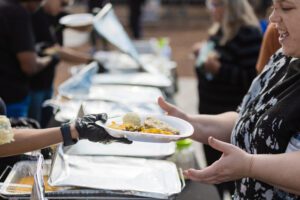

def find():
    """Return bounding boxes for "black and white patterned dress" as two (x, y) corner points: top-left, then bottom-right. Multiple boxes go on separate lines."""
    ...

(231, 49), (300, 200)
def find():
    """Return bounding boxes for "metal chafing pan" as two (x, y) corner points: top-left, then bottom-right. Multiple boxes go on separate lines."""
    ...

(0, 160), (70, 199)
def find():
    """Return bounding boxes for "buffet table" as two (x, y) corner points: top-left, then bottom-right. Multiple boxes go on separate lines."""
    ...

(44, 118), (220, 200)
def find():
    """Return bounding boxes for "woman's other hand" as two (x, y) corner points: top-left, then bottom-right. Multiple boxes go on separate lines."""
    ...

(204, 52), (221, 75)
(192, 41), (204, 58)
(183, 137), (253, 184)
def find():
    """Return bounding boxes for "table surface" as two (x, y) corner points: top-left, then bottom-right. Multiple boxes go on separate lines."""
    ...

(46, 117), (220, 200)
(177, 180), (220, 200)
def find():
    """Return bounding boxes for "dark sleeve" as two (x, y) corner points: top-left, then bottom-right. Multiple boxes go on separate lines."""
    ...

(32, 9), (55, 44)
(8, 7), (35, 53)
(0, 98), (6, 115)
(216, 27), (262, 90)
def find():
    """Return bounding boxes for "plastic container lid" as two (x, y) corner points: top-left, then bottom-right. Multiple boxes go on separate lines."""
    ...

(176, 139), (192, 150)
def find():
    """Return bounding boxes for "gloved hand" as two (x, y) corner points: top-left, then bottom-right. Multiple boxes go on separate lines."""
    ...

(75, 113), (132, 144)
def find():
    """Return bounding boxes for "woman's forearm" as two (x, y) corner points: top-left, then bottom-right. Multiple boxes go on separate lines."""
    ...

(187, 111), (238, 144)
(58, 46), (92, 63)
(249, 151), (300, 195)
(0, 125), (78, 157)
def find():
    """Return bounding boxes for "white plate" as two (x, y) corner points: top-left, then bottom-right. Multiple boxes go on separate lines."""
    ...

(96, 114), (194, 143)
(59, 13), (94, 27)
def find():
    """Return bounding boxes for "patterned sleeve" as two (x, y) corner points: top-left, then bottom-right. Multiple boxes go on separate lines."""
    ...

(235, 49), (285, 115)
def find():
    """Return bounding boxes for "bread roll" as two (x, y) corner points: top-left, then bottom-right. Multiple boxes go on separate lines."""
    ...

(0, 115), (14, 145)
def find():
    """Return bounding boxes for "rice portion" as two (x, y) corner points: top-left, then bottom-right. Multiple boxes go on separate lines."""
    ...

(0, 115), (14, 145)
(122, 112), (141, 126)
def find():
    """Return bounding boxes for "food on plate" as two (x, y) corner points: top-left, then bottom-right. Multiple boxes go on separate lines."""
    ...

(122, 112), (141, 126)
(144, 117), (179, 135)
(108, 114), (179, 135)
(0, 115), (14, 145)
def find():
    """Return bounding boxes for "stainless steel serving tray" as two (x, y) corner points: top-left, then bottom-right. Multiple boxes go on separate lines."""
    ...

(0, 160), (69, 199)
(49, 147), (185, 199)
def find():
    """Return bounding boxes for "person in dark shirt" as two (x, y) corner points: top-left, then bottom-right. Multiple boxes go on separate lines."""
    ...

(128, 0), (145, 39)
(28, 4), (62, 127)
(192, 0), (262, 198)
(88, 0), (108, 13)
(0, 0), (51, 118)
(29, 0), (93, 127)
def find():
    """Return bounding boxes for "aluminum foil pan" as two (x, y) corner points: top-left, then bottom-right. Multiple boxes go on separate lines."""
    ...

(59, 85), (164, 103)
(93, 51), (176, 76)
(49, 148), (184, 199)
(63, 141), (176, 158)
(52, 99), (163, 122)
(92, 73), (172, 88)
(0, 161), (167, 199)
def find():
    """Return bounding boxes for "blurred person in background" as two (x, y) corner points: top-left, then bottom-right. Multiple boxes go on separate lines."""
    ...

(158, 0), (300, 198)
(248, 0), (273, 33)
(87, 0), (108, 13)
(29, 0), (93, 127)
(0, 0), (52, 118)
(192, 0), (262, 198)
(256, 23), (281, 74)
(249, 1), (281, 74)
(128, 0), (145, 39)
(87, 0), (110, 51)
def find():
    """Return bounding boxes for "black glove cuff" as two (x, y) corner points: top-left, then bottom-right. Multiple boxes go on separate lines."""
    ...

(60, 123), (78, 146)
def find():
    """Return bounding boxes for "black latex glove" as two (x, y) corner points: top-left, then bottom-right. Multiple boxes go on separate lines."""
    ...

(35, 42), (53, 56)
(75, 113), (132, 144)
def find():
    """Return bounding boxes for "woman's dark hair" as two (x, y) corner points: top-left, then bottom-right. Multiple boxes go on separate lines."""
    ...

(248, 0), (273, 18)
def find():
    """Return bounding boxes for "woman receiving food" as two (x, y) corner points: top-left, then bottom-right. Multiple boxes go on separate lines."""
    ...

(157, 0), (300, 198)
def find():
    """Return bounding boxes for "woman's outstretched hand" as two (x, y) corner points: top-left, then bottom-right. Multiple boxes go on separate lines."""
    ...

(183, 137), (253, 184)
(157, 97), (188, 120)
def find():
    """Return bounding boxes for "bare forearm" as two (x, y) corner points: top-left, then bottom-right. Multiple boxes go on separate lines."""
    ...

(249, 152), (300, 195)
(58, 47), (92, 63)
(187, 111), (238, 144)
(0, 125), (78, 157)
(18, 52), (51, 76)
